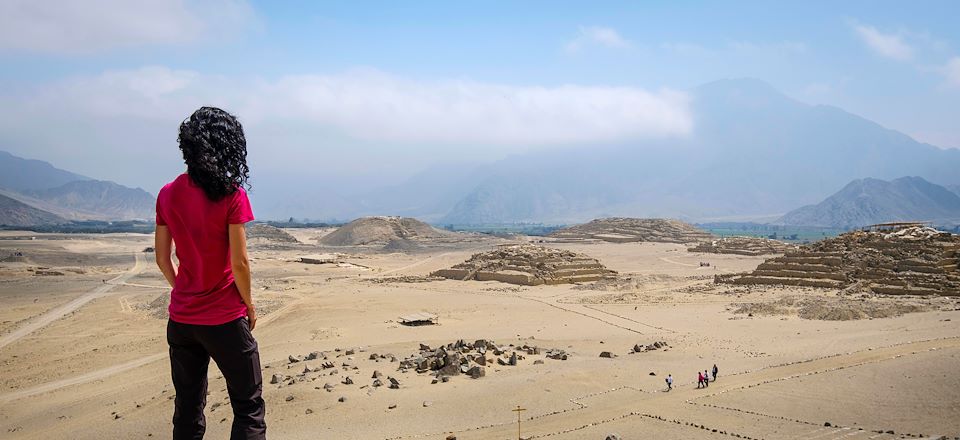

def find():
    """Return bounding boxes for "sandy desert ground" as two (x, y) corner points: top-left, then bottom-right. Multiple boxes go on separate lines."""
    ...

(1, 229), (959, 439)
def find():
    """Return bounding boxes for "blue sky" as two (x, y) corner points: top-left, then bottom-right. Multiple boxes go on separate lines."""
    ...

(0, 0), (958, 199)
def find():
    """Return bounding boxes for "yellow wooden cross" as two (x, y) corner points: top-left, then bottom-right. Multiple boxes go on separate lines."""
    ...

(512, 405), (527, 440)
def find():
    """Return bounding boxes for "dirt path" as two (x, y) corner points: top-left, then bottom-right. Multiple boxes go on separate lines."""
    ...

(0, 352), (167, 404)
(454, 337), (959, 439)
(0, 252), (146, 351)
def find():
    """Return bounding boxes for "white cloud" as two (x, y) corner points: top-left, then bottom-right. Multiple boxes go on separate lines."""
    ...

(565, 26), (631, 53)
(0, 0), (256, 53)
(852, 23), (913, 61)
(4, 66), (693, 147)
(944, 57), (960, 88)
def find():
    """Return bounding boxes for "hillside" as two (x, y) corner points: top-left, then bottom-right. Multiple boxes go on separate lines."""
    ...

(439, 79), (960, 224)
(777, 177), (960, 228)
(319, 216), (457, 246)
(949, 185), (960, 198)
(0, 151), (155, 221)
(0, 150), (89, 192)
(25, 180), (155, 221)
(0, 193), (64, 227)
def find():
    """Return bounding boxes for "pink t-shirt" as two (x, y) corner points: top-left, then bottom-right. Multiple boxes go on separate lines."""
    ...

(156, 173), (254, 325)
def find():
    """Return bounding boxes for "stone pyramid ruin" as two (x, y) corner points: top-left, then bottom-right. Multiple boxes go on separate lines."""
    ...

(549, 218), (714, 244)
(717, 224), (960, 296)
(688, 236), (798, 256)
(433, 244), (615, 286)
(319, 216), (457, 246)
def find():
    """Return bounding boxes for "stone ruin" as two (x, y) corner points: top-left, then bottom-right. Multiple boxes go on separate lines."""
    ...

(688, 236), (798, 256)
(246, 223), (299, 244)
(319, 216), (458, 247)
(549, 218), (714, 244)
(432, 244), (616, 286)
(717, 225), (960, 296)
(398, 339), (569, 382)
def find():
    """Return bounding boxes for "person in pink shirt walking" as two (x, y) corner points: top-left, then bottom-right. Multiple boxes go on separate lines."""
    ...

(155, 107), (266, 440)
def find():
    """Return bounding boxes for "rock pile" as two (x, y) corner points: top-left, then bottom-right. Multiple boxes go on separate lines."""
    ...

(246, 223), (299, 244)
(319, 216), (458, 247)
(432, 244), (615, 286)
(688, 236), (798, 256)
(717, 226), (960, 296)
(549, 218), (714, 244)
(398, 339), (567, 381)
(631, 341), (669, 353)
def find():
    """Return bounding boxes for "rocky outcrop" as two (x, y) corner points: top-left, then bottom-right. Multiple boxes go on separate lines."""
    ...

(718, 226), (960, 296)
(432, 244), (615, 286)
(549, 218), (713, 244)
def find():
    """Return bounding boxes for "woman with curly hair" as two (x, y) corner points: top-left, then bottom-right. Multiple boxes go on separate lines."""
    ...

(155, 107), (267, 439)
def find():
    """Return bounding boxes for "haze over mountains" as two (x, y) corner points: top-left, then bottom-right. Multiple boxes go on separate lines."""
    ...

(777, 176), (960, 228)
(0, 151), (155, 224)
(4, 79), (960, 228)
(300, 79), (960, 225)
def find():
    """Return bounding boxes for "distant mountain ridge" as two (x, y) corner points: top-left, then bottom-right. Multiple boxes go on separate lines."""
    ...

(0, 150), (155, 222)
(0, 150), (89, 192)
(437, 79), (960, 224)
(0, 193), (64, 227)
(777, 176), (960, 228)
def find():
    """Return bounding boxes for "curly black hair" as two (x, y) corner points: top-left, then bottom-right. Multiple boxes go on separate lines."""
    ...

(178, 107), (250, 201)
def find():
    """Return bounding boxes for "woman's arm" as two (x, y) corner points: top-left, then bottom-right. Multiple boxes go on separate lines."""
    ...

(228, 223), (256, 330)
(155, 225), (178, 287)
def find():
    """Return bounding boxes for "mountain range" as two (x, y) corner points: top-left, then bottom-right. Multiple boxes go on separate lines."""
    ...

(430, 79), (960, 224)
(777, 176), (960, 228)
(0, 151), (155, 224)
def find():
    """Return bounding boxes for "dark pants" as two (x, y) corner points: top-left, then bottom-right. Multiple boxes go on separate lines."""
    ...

(167, 317), (266, 440)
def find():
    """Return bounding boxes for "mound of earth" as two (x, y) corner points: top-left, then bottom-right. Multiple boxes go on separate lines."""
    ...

(717, 225), (960, 296)
(319, 216), (456, 246)
(688, 236), (798, 256)
(382, 238), (421, 252)
(246, 223), (299, 243)
(432, 244), (615, 286)
(549, 218), (714, 244)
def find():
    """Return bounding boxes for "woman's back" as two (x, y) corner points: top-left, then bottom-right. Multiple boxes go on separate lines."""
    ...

(156, 175), (253, 325)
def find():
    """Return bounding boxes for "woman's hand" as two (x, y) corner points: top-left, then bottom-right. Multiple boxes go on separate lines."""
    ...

(247, 304), (257, 331)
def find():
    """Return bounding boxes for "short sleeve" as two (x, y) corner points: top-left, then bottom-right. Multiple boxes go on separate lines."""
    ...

(155, 189), (167, 226)
(227, 188), (255, 224)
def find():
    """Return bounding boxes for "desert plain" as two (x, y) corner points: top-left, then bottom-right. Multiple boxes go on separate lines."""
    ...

(1, 227), (959, 440)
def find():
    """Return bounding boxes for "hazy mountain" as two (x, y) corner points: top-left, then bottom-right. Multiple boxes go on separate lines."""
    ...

(440, 79), (960, 224)
(0, 193), (64, 227)
(27, 180), (155, 221)
(0, 151), (155, 221)
(0, 150), (89, 192)
(777, 176), (960, 228)
(949, 185), (960, 198)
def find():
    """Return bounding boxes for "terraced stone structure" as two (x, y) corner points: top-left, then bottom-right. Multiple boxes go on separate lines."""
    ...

(433, 244), (615, 286)
(688, 236), (798, 256)
(549, 218), (714, 244)
(320, 216), (457, 246)
(245, 223), (299, 244)
(717, 225), (960, 296)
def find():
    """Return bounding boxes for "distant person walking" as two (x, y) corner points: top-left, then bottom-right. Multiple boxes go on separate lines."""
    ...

(704, 369), (710, 387)
(712, 364), (719, 381)
(697, 371), (704, 389)
(155, 107), (266, 440)
(665, 374), (673, 391)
